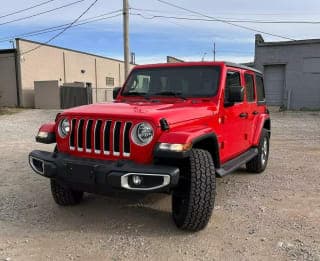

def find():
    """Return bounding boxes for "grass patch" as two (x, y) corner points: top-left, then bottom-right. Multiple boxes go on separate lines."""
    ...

(0, 107), (24, 115)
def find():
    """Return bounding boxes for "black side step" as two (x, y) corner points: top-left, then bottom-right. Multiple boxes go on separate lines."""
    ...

(216, 148), (258, 177)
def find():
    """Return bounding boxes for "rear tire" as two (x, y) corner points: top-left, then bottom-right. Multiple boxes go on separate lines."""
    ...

(50, 179), (83, 206)
(172, 149), (216, 231)
(246, 128), (270, 173)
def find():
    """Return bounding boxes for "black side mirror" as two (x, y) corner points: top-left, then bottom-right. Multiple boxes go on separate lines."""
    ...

(225, 86), (244, 107)
(113, 87), (121, 100)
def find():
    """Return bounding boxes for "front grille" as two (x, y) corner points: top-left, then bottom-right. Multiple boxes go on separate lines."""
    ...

(69, 119), (132, 157)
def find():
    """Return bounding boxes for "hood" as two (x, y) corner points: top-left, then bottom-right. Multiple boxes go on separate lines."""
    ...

(61, 100), (217, 126)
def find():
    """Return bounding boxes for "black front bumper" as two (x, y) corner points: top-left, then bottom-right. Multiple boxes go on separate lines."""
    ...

(29, 150), (179, 193)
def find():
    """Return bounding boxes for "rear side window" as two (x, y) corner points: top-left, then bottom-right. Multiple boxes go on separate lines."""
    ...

(255, 75), (265, 102)
(225, 71), (241, 101)
(244, 74), (255, 102)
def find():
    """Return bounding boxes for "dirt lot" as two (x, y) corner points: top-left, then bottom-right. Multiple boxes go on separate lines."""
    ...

(0, 109), (319, 261)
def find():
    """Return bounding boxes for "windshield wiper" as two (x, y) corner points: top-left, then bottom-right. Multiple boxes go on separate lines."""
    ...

(151, 91), (187, 100)
(122, 92), (150, 99)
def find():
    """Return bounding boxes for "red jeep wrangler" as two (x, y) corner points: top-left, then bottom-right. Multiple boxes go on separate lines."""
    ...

(29, 62), (270, 231)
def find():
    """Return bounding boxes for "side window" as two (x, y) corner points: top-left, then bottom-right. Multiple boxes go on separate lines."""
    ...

(244, 74), (255, 102)
(255, 75), (266, 102)
(225, 71), (241, 102)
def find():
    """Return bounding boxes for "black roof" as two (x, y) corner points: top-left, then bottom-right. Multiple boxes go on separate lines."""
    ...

(0, 49), (15, 54)
(225, 61), (262, 74)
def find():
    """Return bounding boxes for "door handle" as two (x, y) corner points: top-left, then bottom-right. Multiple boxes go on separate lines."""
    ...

(252, 111), (259, 115)
(239, 112), (248, 118)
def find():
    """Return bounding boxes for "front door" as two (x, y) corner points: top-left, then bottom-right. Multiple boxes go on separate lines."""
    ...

(219, 70), (248, 162)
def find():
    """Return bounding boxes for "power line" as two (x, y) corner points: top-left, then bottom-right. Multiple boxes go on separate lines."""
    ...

(156, 0), (296, 41)
(130, 7), (320, 18)
(0, 0), (99, 59)
(0, 9), (122, 43)
(131, 12), (320, 25)
(4, 13), (121, 41)
(22, 0), (99, 55)
(0, 0), (86, 27)
(131, 8), (320, 24)
(0, 0), (57, 20)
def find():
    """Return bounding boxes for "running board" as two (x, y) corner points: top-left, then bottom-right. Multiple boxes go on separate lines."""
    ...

(216, 148), (258, 177)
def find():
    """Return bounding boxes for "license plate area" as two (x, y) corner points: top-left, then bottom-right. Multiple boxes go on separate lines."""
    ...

(66, 162), (95, 184)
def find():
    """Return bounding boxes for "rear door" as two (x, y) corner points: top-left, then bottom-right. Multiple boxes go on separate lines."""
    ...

(243, 71), (257, 147)
(220, 70), (248, 162)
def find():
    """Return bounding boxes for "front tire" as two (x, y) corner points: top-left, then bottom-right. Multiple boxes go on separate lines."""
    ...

(172, 149), (216, 231)
(246, 128), (270, 173)
(50, 179), (83, 206)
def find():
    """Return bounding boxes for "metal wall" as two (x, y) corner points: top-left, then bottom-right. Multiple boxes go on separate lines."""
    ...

(60, 85), (92, 109)
(254, 35), (320, 109)
(263, 65), (285, 106)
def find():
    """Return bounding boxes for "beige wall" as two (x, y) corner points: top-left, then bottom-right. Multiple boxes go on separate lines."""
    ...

(17, 39), (134, 107)
(0, 52), (18, 107)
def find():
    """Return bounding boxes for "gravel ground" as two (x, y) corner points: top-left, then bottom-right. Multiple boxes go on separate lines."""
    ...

(0, 109), (319, 261)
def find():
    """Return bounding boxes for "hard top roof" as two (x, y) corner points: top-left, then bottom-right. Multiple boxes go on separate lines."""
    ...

(134, 61), (262, 74)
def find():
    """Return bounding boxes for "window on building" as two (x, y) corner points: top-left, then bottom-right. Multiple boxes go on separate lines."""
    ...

(255, 75), (266, 102)
(225, 71), (241, 102)
(106, 77), (115, 86)
(244, 74), (255, 102)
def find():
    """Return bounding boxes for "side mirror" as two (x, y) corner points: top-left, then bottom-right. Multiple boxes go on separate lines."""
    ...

(225, 86), (244, 106)
(113, 87), (121, 100)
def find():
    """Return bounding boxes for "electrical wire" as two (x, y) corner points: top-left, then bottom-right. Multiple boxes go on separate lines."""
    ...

(0, 9), (122, 43)
(0, 0), (87, 27)
(0, 0), (99, 59)
(0, 0), (57, 20)
(22, 0), (99, 55)
(130, 8), (320, 24)
(156, 0), (296, 41)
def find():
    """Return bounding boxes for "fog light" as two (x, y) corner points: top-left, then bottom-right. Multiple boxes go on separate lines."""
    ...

(132, 175), (142, 185)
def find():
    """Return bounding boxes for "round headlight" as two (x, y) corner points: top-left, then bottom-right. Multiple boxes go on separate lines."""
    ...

(58, 118), (70, 138)
(131, 122), (154, 146)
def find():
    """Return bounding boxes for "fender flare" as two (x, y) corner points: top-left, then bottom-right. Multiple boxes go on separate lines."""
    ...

(154, 130), (221, 168)
(252, 116), (271, 146)
(191, 133), (221, 168)
(36, 122), (56, 144)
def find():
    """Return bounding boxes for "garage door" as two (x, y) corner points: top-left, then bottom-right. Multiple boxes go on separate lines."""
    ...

(264, 65), (285, 106)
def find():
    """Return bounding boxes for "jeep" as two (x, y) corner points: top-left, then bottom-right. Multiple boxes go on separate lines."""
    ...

(29, 62), (270, 231)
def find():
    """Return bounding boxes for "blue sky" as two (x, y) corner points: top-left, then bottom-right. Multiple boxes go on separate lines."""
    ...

(1, 0), (320, 64)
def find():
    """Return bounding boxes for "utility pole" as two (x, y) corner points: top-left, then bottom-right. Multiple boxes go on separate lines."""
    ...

(213, 42), (216, 61)
(123, 0), (130, 78)
(201, 52), (207, 61)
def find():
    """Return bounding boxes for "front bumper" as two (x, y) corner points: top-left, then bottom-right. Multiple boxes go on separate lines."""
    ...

(29, 150), (179, 193)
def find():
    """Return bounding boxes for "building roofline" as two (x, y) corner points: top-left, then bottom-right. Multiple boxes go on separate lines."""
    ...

(256, 38), (320, 47)
(15, 38), (128, 64)
(167, 55), (184, 62)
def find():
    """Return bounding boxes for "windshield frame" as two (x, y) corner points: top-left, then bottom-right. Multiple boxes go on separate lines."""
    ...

(120, 65), (222, 99)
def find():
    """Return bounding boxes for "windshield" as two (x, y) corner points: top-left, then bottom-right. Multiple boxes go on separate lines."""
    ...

(121, 66), (221, 98)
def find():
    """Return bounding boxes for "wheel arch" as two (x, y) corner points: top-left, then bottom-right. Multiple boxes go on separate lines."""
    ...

(263, 118), (271, 136)
(192, 133), (221, 169)
(253, 116), (271, 145)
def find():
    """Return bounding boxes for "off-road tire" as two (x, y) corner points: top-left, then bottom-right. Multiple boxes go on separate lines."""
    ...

(50, 179), (83, 206)
(246, 128), (270, 173)
(172, 149), (216, 231)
